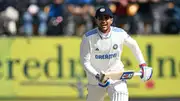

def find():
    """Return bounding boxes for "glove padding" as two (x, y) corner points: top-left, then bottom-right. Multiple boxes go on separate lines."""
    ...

(95, 71), (110, 87)
(98, 79), (111, 87)
(140, 64), (153, 81)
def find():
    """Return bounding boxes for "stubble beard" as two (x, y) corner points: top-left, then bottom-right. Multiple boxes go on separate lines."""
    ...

(99, 25), (110, 33)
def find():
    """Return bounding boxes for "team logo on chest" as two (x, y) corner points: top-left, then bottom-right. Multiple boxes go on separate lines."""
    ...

(113, 44), (118, 50)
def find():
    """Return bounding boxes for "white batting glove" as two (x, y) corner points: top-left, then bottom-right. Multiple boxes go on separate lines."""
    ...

(139, 63), (153, 82)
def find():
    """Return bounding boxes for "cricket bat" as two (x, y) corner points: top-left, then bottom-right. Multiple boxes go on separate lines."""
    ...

(101, 70), (142, 80)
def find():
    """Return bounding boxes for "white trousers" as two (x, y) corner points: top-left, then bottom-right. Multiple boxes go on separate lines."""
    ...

(86, 81), (128, 101)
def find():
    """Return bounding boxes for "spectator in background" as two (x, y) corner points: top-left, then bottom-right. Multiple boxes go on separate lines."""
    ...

(108, 0), (139, 34)
(136, 0), (154, 34)
(0, 6), (19, 36)
(109, 0), (129, 28)
(47, 0), (67, 36)
(65, 0), (93, 36)
(150, 0), (162, 34)
(126, 0), (139, 34)
(162, 1), (180, 34)
(23, 1), (48, 36)
(0, 0), (19, 36)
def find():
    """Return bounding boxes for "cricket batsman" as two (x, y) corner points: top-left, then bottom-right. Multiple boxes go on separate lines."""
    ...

(80, 6), (153, 101)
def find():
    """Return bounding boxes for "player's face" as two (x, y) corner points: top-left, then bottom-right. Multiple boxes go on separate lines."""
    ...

(96, 15), (113, 33)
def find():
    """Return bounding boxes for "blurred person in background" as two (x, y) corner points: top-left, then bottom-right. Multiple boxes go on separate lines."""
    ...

(11, 0), (30, 35)
(65, 0), (93, 36)
(23, 0), (48, 36)
(108, 0), (139, 34)
(46, 0), (67, 36)
(124, 0), (139, 34)
(109, 0), (129, 29)
(0, 0), (19, 36)
(136, 0), (154, 34)
(161, 0), (180, 34)
(150, 0), (164, 34)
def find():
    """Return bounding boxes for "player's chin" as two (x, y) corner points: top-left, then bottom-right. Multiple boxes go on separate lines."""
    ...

(101, 26), (108, 31)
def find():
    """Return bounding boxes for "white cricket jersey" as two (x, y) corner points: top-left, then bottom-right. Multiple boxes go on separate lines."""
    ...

(80, 26), (145, 85)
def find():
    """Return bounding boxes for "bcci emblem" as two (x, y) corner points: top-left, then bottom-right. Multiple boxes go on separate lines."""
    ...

(113, 44), (118, 50)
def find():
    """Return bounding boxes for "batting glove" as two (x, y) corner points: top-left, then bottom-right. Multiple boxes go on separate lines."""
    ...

(139, 63), (153, 82)
(95, 71), (111, 87)
(98, 79), (111, 87)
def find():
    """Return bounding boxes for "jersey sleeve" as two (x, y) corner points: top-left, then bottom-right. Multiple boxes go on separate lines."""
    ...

(123, 32), (146, 64)
(80, 35), (99, 76)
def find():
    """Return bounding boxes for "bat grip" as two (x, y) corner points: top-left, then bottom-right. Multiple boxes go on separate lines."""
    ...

(134, 72), (142, 76)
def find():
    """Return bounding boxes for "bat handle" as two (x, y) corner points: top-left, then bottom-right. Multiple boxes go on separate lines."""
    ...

(134, 72), (142, 76)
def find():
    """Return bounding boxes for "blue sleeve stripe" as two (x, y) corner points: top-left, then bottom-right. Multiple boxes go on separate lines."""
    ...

(85, 29), (97, 37)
